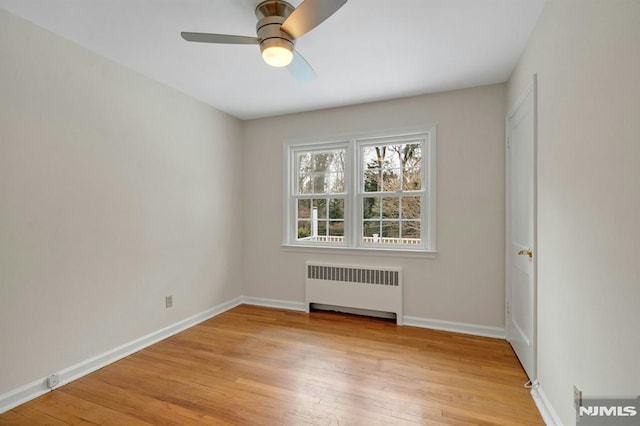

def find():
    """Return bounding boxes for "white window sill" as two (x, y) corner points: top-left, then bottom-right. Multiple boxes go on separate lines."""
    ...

(281, 244), (437, 259)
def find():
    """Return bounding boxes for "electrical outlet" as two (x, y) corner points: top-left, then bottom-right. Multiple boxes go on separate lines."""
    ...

(46, 374), (59, 389)
(574, 385), (582, 408)
(165, 295), (173, 308)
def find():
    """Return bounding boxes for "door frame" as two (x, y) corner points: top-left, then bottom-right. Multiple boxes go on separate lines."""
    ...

(505, 74), (538, 381)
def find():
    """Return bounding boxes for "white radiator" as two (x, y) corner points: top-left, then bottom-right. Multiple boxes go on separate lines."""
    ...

(305, 262), (403, 324)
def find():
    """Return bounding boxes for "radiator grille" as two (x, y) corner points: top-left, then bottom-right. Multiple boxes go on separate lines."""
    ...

(307, 264), (399, 286)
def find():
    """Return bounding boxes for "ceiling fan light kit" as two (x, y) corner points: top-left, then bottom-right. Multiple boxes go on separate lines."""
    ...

(180, 0), (347, 82)
(261, 39), (294, 67)
(256, 10), (295, 68)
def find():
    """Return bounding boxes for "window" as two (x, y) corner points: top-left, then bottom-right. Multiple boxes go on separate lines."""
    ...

(295, 147), (346, 242)
(283, 125), (436, 254)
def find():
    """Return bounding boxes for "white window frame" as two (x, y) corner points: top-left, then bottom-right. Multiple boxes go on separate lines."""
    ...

(282, 125), (437, 257)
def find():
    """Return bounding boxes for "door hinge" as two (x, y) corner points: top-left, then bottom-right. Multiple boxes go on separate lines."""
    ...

(506, 137), (511, 150)
(506, 301), (511, 314)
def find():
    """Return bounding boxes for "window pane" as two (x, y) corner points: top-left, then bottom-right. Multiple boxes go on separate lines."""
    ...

(317, 220), (327, 236)
(313, 152), (331, 172)
(382, 197), (399, 218)
(363, 168), (382, 192)
(403, 167), (422, 190)
(313, 150), (344, 173)
(402, 221), (421, 239)
(362, 146), (383, 167)
(363, 197), (380, 219)
(400, 142), (422, 189)
(382, 221), (400, 238)
(298, 149), (346, 195)
(383, 169), (401, 191)
(402, 196), (421, 219)
(329, 221), (344, 236)
(297, 199), (311, 219)
(313, 173), (327, 194)
(298, 174), (312, 194)
(297, 152), (312, 173)
(297, 221), (311, 239)
(394, 143), (422, 167)
(332, 151), (345, 172)
(312, 199), (327, 219)
(328, 172), (345, 193)
(363, 221), (380, 237)
(329, 199), (344, 219)
(297, 152), (314, 195)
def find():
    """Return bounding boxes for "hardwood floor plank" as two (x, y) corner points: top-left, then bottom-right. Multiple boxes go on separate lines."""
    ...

(0, 305), (543, 425)
(0, 406), (69, 426)
(60, 377), (232, 426)
(15, 391), (151, 425)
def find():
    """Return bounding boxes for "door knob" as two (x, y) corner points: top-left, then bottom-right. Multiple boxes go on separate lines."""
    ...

(518, 249), (533, 258)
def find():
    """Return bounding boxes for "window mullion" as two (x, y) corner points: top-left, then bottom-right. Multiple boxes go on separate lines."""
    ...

(350, 137), (360, 248)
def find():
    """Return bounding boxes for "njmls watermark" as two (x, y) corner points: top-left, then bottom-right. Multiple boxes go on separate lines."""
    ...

(577, 396), (639, 425)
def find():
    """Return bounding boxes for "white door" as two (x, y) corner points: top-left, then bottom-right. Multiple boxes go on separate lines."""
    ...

(506, 76), (537, 381)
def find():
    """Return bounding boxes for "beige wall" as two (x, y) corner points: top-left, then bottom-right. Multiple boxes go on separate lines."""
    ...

(0, 10), (244, 394)
(243, 85), (507, 327)
(508, 0), (640, 424)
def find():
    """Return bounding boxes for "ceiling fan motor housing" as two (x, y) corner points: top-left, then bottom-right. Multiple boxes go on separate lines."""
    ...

(255, 0), (295, 19)
(255, 1), (295, 54)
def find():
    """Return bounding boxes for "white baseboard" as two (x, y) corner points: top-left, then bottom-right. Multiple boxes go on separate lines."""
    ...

(0, 296), (243, 414)
(403, 315), (506, 339)
(530, 381), (563, 426)
(242, 297), (504, 339)
(241, 296), (307, 312)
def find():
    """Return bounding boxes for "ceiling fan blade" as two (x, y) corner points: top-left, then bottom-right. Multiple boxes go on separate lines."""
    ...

(281, 0), (347, 39)
(181, 32), (259, 45)
(288, 50), (317, 83)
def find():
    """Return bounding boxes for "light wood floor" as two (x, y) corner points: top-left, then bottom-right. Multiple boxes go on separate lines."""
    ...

(0, 305), (543, 425)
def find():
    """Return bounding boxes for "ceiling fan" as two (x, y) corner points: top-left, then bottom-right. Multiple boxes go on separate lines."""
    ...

(181, 0), (347, 83)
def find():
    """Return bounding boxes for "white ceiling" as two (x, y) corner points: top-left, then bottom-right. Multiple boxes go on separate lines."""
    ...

(0, 0), (545, 120)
